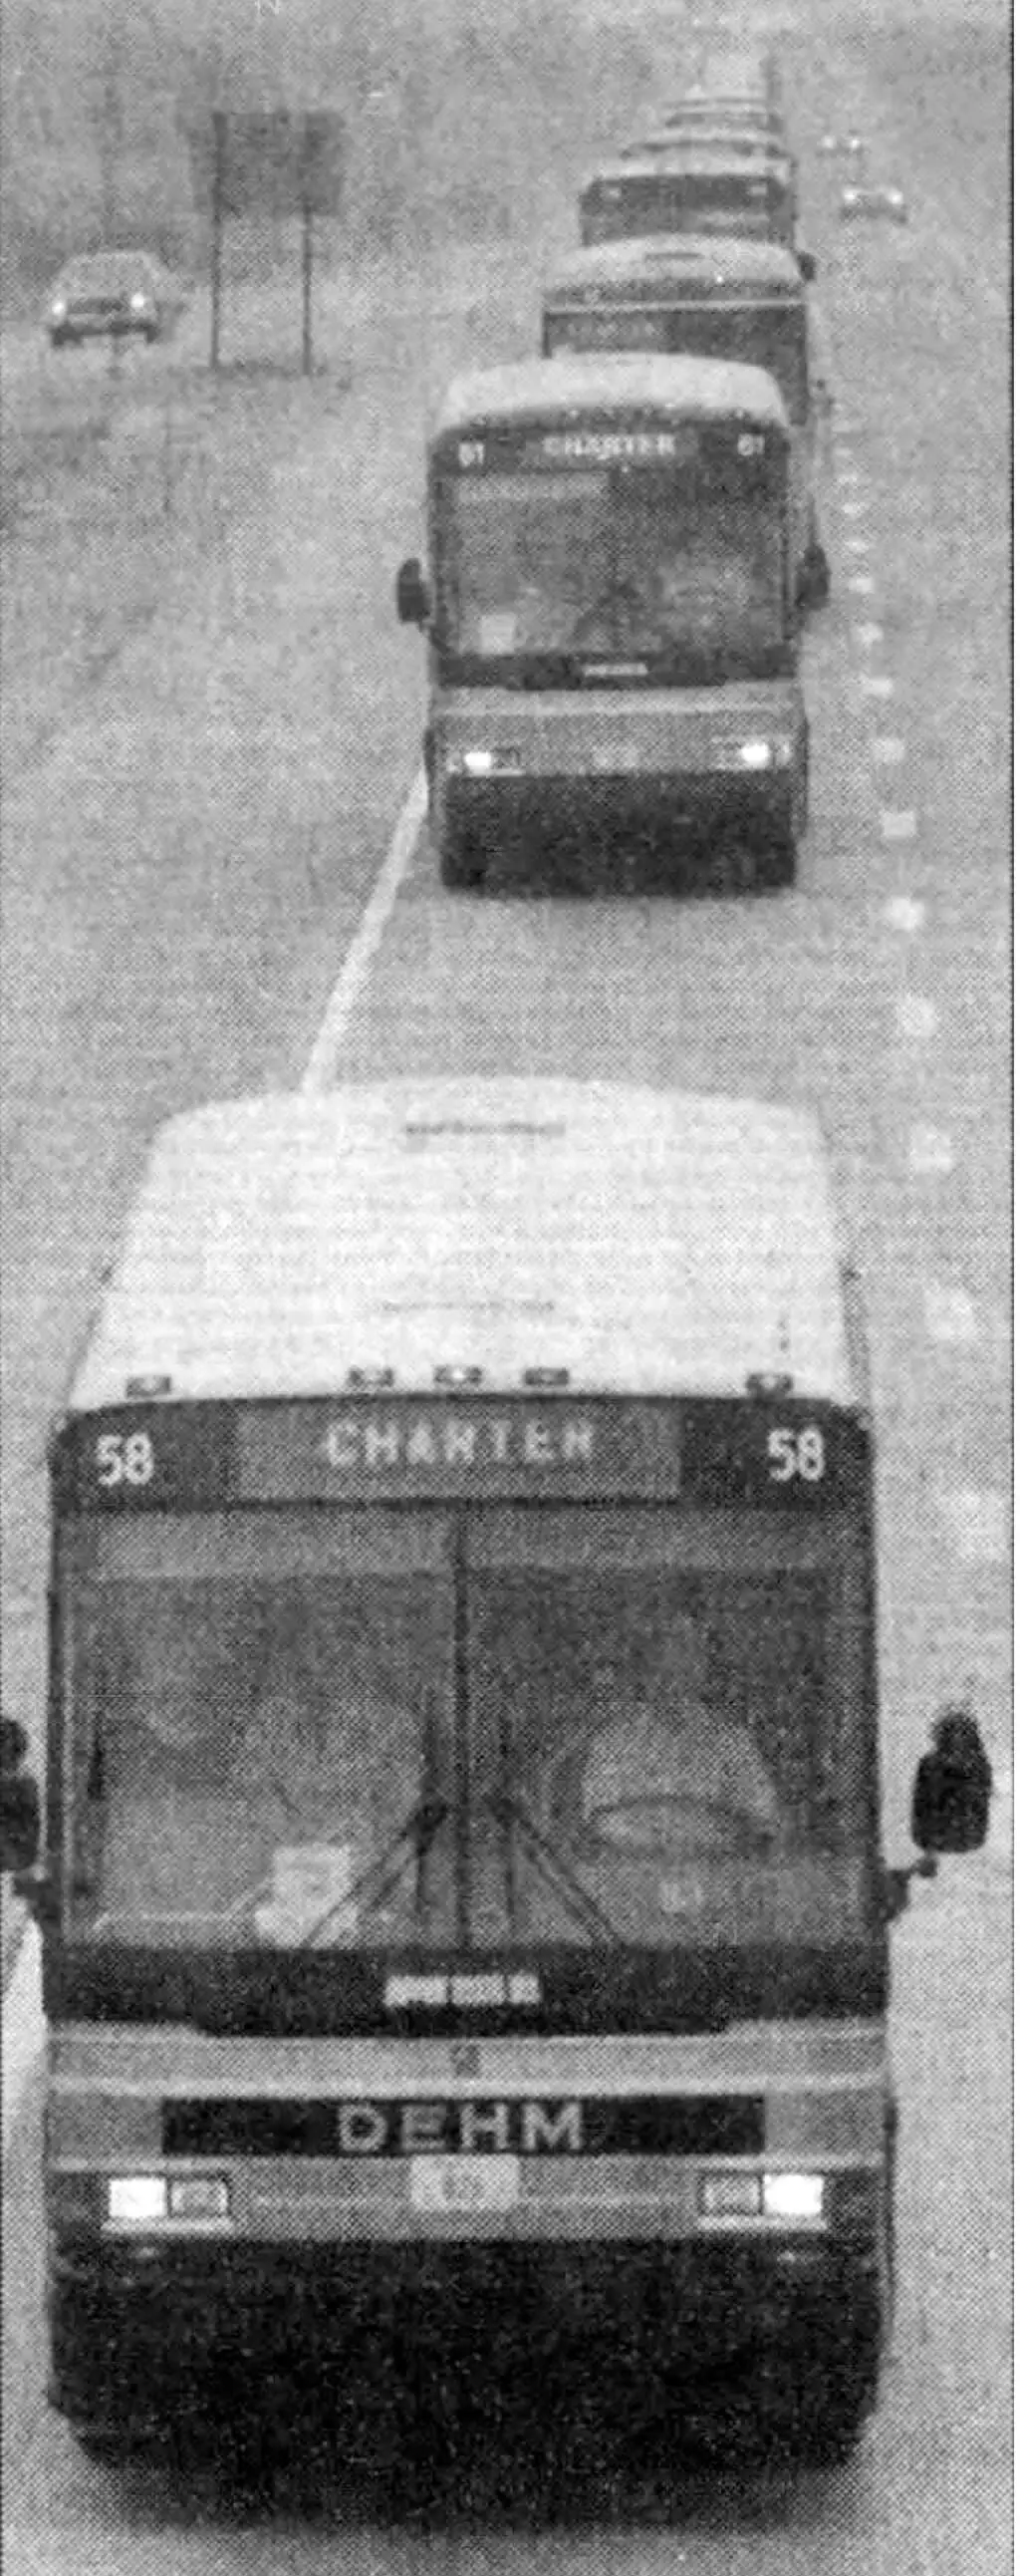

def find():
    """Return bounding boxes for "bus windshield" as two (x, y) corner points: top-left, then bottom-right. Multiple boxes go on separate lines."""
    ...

(439, 450), (786, 682)
(545, 304), (808, 425)
(582, 174), (789, 246)
(65, 1505), (873, 1954)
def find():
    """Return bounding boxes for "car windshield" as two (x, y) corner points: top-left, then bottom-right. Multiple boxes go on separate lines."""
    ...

(440, 450), (785, 679)
(65, 1505), (872, 1953)
(546, 303), (807, 422)
(584, 176), (785, 244)
(61, 255), (151, 291)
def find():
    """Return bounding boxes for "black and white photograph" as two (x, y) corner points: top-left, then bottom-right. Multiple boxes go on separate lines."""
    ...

(0, 0), (1010, 2563)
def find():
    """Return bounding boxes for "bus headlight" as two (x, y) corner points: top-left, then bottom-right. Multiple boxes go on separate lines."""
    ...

(450, 746), (523, 776)
(698, 2172), (762, 2216)
(762, 2171), (826, 2221)
(108, 2175), (231, 2221)
(108, 2176), (167, 2221)
(736, 738), (792, 769)
(168, 2176), (231, 2219)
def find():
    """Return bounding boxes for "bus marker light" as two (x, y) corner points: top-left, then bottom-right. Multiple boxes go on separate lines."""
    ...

(168, 2177), (231, 2220)
(699, 2173), (762, 2216)
(762, 2172), (825, 2220)
(109, 2177), (167, 2222)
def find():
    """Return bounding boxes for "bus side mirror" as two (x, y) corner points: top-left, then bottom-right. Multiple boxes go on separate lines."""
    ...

(396, 558), (429, 629)
(910, 1708), (992, 1857)
(798, 248), (817, 282)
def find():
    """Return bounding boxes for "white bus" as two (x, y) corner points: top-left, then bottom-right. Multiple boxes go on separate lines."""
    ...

(396, 354), (809, 890)
(5, 1081), (990, 2459)
(541, 237), (830, 611)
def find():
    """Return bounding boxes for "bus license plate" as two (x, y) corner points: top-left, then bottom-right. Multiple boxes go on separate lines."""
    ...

(409, 2156), (520, 2215)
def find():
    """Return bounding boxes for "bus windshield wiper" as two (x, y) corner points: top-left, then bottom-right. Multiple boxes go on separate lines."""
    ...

(484, 1787), (619, 1943)
(304, 1794), (450, 1948)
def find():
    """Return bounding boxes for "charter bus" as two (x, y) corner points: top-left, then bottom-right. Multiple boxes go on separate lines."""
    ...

(3, 1080), (991, 2458)
(621, 128), (800, 227)
(541, 239), (830, 611)
(580, 148), (800, 255)
(395, 353), (809, 890)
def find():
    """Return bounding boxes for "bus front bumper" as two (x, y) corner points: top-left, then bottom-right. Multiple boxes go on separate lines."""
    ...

(48, 2233), (885, 2424)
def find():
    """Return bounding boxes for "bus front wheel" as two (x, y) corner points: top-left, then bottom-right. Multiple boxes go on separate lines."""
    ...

(799, 538), (831, 615)
(438, 832), (486, 893)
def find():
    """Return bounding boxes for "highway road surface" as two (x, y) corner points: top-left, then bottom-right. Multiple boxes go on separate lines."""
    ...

(1, 0), (1009, 2565)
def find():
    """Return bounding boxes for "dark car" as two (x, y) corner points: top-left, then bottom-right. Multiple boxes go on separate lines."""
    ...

(46, 250), (184, 349)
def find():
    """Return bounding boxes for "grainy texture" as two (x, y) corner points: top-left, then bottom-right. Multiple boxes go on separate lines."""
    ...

(1, 0), (1009, 2564)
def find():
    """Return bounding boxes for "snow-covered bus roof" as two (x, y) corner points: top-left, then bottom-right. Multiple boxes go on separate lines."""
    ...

(543, 236), (805, 299)
(433, 352), (789, 437)
(69, 1083), (859, 1410)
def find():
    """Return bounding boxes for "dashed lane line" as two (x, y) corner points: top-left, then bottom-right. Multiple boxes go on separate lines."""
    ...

(854, 623), (885, 650)
(923, 1284), (979, 1345)
(896, 993), (938, 1039)
(841, 497), (869, 518)
(848, 573), (877, 594)
(885, 895), (925, 933)
(936, 1488), (1009, 1567)
(908, 1124), (955, 1174)
(872, 736), (906, 765)
(845, 534), (871, 554)
(881, 807), (917, 841)
(861, 673), (894, 699)
(301, 768), (427, 1092)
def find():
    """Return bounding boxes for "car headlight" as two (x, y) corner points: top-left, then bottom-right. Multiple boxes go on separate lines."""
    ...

(51, 297), (67, 319)
(129, 291), (149, 313)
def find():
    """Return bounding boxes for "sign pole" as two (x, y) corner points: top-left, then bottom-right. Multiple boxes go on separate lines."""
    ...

(301, 192), (313, 377)
(211, 111), (225, 372)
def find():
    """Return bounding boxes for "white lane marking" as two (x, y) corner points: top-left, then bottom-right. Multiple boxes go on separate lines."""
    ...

(861, 672), (894, 699)
(841, 498), (868, 518)
(301, 769), (427, 1092)
(897, 992), (937, 1039)
(885, 894), (925, 933)
(845, 534), (871, 555)
(908, 1123), (954, 1174)
(848, 573), (877, 594)
(836, 464), (863, 487)
(924, 1284), (978, 1344)
(881, 807), (917, 841)
(855, 622), (885, 650)
(2, 1924), (41, 2154)
(872, 736), (905, 765)
(937, 1488), (1008, 1566)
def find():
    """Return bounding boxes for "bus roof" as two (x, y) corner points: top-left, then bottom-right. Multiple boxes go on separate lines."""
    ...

(583, 148), (792, 185)
(434, 353), (789, 435)
(544, 237), (804, 298)
(69, 1083), (856, 1410)
(624, 129), (792, 159)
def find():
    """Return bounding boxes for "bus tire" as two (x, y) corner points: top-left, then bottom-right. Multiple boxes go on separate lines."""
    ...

(757, 827), (797, 891)
(759, 2290), (885, 2465)
(439, 834), (485, 892)
(799, 539), (831, 615)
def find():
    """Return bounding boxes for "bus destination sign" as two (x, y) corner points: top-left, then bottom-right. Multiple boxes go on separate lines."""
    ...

(58, 1399), (865, 1511)
(453, 423), (704, 474)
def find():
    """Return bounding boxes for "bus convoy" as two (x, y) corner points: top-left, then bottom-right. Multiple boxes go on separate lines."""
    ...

(1, 42), (994, 2481)
(395, 45), (825, 896)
